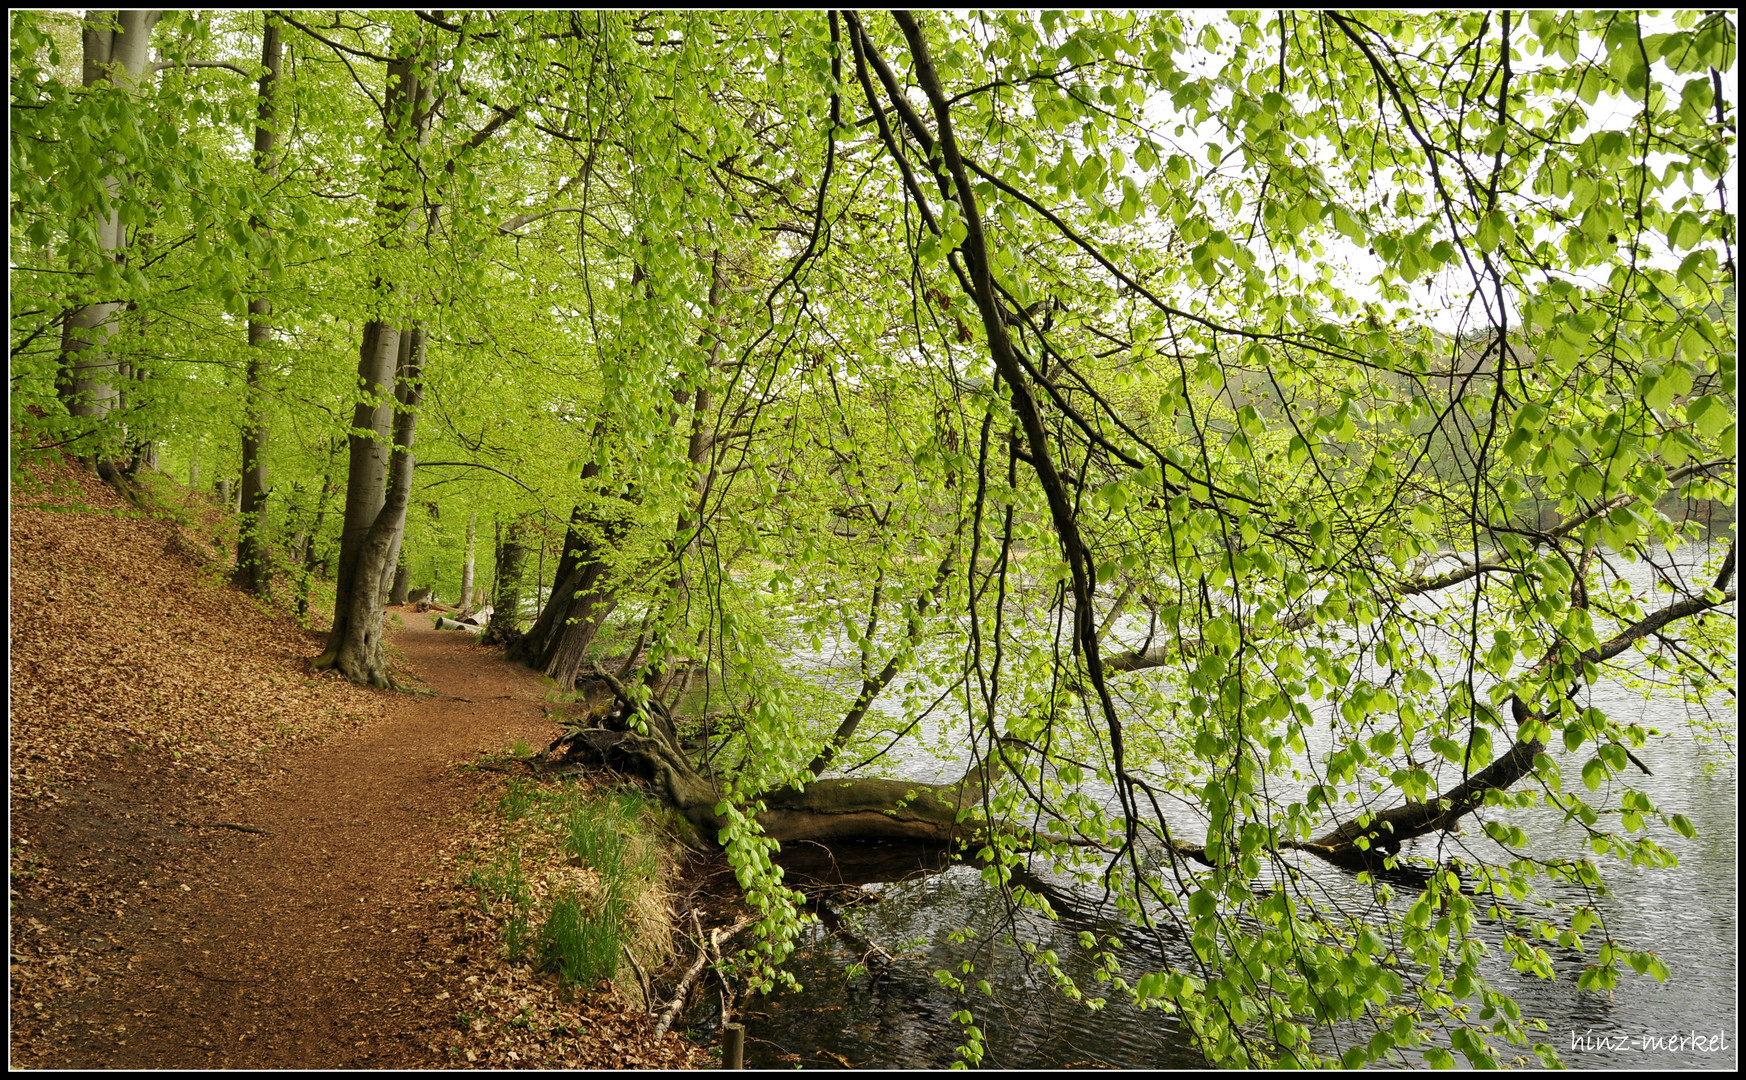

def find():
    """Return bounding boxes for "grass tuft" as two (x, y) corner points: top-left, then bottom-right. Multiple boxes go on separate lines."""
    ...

(538, 888), (622, 986)
(465, 777), (673, 1002)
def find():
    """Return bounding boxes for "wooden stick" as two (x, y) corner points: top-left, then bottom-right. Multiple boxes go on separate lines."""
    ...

(651, 947), (710, 1040)
(194, 822), (270, 835)
(652, 913), (753, 1040)
(621, 942), (652, 1012)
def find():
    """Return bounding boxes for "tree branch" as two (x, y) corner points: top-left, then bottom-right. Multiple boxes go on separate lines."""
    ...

(150, 60), (254, 78)
(275, 12), (393, 63)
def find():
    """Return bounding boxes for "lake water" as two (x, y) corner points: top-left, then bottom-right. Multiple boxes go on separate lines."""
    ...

(725, 543), (1737, 1068)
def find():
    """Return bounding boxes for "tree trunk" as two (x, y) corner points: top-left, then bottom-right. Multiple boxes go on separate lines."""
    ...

(507, 456), (617, 679)
(59, 11), (162, 457)
(318, 327), (427, 687)
(516, 260), (725, 690)
(234, 17), (282, 596)
(459, 512), (477, 614)
(515, 553), (618, 684)
(121, 358), (157, 477)
(388, 559), (411, 606)
(375, 330), (422, 603)
(311, 25), (433, 682)
(377, 493), (404, 604)
(481, 519), (529, 645)
(561, 724), (1006, 850)
(314, 319), (397, 665)
(545, 640), (1019, 853)
(294, 460), (339, 621)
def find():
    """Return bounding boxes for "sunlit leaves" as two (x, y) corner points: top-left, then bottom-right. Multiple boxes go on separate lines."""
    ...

(10, 8), (1737, 1070)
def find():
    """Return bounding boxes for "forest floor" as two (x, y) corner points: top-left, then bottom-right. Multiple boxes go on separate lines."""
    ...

(8, 461), (699, 1068)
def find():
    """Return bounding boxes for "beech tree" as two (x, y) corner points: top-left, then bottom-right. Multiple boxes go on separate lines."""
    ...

(57, 12), (161, 446)
(233, 16), (281, 595)
(11, 9), (1735, 1068)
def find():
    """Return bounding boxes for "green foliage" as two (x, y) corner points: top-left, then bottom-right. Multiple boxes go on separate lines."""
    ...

(462, 843), (533, 962)
(10, 8), (1736, 1069)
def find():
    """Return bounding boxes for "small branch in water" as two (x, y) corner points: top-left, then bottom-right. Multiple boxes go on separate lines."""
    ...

(651, 947), (710, 1039)
(651, 915), (750, 1039)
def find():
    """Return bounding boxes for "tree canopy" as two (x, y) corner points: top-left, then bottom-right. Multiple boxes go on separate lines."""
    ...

(10, 9), (1737, 1067)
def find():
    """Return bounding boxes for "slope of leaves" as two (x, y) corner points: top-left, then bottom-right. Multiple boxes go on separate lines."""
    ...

(9, 459), (378, 806)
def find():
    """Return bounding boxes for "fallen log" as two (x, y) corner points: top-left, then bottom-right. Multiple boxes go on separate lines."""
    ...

(559, 724), (1011, 848)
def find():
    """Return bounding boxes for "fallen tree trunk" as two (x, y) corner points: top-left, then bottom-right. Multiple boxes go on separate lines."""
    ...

(558, 724), (1001, 849)
(551, 555), (1734, 876)
(650, 917), (750, 1039)
(1291, 733), (1545, 872)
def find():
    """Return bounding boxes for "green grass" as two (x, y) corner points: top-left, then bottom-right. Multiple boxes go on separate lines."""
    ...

(462, 843), (534, 961)
(469, 777), (670, 988)
(498, 776), (538, 821)
(538, 888), (623, 986)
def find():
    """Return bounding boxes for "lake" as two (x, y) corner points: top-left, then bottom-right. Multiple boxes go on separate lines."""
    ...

(722, 543), (1736, 1068)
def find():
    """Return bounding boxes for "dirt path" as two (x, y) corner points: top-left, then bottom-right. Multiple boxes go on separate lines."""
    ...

(11, 616), (561, 1067)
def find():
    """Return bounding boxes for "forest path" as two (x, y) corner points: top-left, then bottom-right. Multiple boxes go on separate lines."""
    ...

(11, 614), (554, 1068)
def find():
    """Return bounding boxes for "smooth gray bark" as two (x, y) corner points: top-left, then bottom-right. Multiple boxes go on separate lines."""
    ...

(323, 327), (427, 686)
(316, 318), (400, 669)
(313, 25), (439, 682)
(459, 512), (477, 614)
(235, 17), (282, 595)
(59, 11), (163, 451)
(388, 558), (411, 606)
(481, 519), (529, 645)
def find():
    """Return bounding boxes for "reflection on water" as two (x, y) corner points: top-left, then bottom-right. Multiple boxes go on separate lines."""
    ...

(737, 545), (1736, 1068)
(741, 861), (1205, 1069)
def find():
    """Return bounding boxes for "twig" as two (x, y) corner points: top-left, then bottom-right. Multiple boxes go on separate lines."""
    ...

(699, 910), (736, 1026)
(621, 942), (652, 1012)
(193, 822), (270, 835)
(184, 966), (264, 984)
